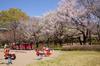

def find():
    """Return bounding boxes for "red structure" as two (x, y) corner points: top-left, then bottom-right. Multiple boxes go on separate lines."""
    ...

(11, 43), (34, 50)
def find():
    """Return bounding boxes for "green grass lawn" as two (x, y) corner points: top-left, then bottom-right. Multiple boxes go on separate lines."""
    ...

(28, 51), (100, 66)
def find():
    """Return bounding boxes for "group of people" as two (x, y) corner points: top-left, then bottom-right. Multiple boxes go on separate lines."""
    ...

(35, 47), (53, 60)
(3, 43), (53, 64)
(4, 44), (12, 64)
(3, 44), (16, 65)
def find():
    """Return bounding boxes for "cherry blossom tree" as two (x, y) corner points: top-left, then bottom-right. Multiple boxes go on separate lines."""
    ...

(57, 0), (100, 45)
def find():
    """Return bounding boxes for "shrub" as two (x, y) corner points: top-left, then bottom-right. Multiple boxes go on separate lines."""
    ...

(62, 45), (100, 51)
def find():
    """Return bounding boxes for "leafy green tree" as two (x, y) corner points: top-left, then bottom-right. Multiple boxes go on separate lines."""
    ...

(0, 8), (29, 42)
(0, 8), (29, 27)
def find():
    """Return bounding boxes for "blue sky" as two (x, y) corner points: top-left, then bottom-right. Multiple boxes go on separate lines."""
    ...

(0, 0), (60, 17)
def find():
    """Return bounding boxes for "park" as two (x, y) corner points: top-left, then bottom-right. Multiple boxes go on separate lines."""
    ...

(0, 0), (100, 66)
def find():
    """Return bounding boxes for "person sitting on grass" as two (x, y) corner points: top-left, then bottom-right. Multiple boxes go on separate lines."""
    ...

(35, 49), (40, 56)
(43, 47), (53, 57)
(35, 49), (43, 60)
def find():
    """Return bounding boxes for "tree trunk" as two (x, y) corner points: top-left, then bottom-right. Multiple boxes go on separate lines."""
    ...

(82, 33), (87, 45)
(36, 43), (39, 48)
(97, 27), (100, 41)
(13, 30), (16, 43)
(88, 31), (92, 45)
(59, 39), (62, 46)
(46, 38), (50, 47)
(97, 21), (100, 41)
(78, 36), (82, 45)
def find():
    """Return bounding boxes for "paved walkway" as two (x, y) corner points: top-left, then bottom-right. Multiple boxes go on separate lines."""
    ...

(0, 49), (60, 66)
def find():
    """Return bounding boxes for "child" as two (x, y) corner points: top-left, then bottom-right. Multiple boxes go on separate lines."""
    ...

(7, 54), (12, 64)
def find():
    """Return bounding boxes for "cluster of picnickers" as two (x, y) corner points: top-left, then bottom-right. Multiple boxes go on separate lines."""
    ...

(4, 44), (16, 64)
(35, 47), (53, 60)
(3, 43), (53, 64)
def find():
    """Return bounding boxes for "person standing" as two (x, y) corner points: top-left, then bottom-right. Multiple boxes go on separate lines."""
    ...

(4, 44), (7, 49)
(7, 54), (12, 64)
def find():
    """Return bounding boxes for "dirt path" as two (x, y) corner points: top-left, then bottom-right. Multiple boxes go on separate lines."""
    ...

(0, 50), (61, 66)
